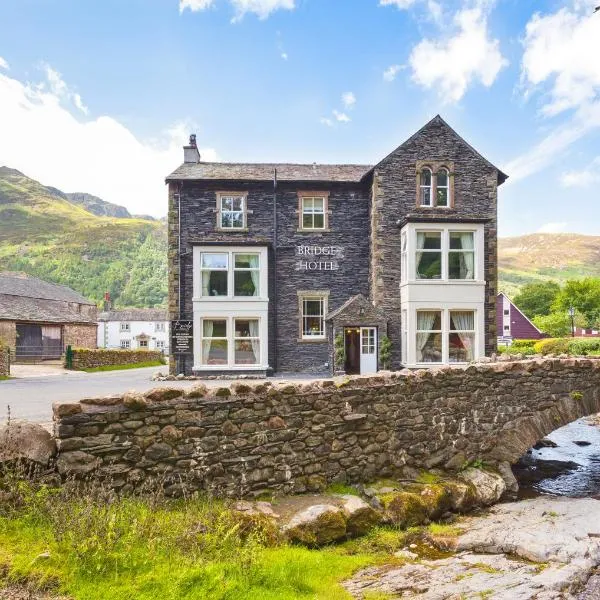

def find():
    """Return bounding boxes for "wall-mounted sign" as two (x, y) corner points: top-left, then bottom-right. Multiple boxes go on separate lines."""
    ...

(295, 245), (345, 271)
(171, 320), (193, 355)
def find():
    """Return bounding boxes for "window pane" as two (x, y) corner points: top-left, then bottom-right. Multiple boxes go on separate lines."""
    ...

(303, 198), (314, 211)
(202, 340), (228, 365)
(436, 171), (448, 186)
(449, 332), (474, 363)
(417, 311), (442, 331)
(302, 213), (313, 228)
(313, 213), (325, 228)
(312, 198), (324, 212)
(416, 332), (442, 363)
(230, 212), (244, 228)
(235, 340), (259, 364)
(202, 270), (228, 296)
(450, 232), (474, 250)
(418, 232), (441, 249)
(421, 169), (431, 185)
(436, 188), (448, 207)
(421, 187), (431, 206)
(449, 251), (475, 280)
(304, 316), (323, 336)
(304, 299), (323, 315)
(203, 319), (226, 337)
(221, 197), (233, 210)
(235, 319), (256, 337)
(416, 252), (442, 279)
(234, 271), (258, 296)
(201, 253), (228, 269)
(450, 311), (475, 331)
(231, 197), (243, 211)
(235, 254), (259, 269)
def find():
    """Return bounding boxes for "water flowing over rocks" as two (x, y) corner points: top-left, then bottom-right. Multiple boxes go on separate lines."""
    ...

(344, 496), (600, 599)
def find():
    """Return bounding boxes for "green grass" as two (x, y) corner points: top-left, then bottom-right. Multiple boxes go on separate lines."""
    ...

(0, 481), (382, 600)
(326, 482), (361, 496)
(0, 375), (12, 381)
(80, 361), (165, 373)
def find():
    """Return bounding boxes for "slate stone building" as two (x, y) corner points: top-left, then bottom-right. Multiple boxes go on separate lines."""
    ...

(167, 115), (506, 376)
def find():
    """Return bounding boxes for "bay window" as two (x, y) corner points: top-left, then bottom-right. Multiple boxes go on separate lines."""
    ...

(201, 318), (261, 366)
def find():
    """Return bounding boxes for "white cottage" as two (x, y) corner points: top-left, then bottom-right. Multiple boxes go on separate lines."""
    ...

(97, 309), (169, 353)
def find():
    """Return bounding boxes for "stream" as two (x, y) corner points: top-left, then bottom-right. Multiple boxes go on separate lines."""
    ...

(512, 415), (600, 498)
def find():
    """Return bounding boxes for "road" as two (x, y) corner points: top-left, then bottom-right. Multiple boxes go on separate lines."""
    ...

(0, 367), (196, 424)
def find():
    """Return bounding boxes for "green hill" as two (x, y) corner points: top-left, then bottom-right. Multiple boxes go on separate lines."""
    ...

(0, 167), (167, 308)
(499, 233), (600, 298)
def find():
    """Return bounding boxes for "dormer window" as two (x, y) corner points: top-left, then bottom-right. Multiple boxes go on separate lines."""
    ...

(420, 168), (432, 206)
(416, 161), (454, 208)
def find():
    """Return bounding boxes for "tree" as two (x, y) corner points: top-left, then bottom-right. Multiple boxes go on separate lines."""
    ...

(532, 312), (572, 338)
(553, 278), (600, 328)
(513, 281), (561, 319)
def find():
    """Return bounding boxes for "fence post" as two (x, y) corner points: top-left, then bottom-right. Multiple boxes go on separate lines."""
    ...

(65, 345), (73, 369)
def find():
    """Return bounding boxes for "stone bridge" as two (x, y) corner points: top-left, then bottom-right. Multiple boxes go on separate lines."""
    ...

(52, 358), (600, 497)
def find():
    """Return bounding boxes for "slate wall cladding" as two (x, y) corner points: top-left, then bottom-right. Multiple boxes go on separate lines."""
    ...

(371, 117), (499, 367)
(168, 179), (371, 374)
(53, 358), (600, 497)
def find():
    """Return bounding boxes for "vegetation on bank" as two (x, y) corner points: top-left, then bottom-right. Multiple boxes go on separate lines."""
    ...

(499, 337), (600, 356)
(80, 360), (165, 373)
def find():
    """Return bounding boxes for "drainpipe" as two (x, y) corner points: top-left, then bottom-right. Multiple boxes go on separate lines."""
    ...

(176, 182), (183, 374)
(272, 168), (278, 373)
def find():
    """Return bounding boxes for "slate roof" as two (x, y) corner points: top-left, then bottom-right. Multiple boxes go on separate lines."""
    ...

(166, 162), (372, 183)
(325, 294), (387, 322)
(0, 272), (95, 305)
(0, 293), (96, 324)
(98, 309), (168, 322)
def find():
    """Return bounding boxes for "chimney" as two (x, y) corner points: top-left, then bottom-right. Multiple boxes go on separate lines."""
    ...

(184, 134), (201, 164)
(103, 291), (112, 312)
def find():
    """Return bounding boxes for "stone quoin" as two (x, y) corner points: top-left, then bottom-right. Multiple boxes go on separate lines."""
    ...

(166, 115), (507, 376)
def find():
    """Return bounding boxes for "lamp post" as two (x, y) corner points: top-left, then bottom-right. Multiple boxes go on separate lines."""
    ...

(568, 306), (575, 337)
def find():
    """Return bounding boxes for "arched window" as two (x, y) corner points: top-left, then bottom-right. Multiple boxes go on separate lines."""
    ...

(420, 168), (432, 206)
(436, 168), (449, 207)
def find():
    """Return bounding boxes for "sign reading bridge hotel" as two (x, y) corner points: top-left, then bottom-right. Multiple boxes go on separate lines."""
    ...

(295, 245), (344, 271)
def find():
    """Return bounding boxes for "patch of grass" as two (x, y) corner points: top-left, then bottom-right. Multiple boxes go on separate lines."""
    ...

(427, 523), (463, 537)
(469, 562), (503, 574)
(340, 526), (413, 556)
(81, 360), (164, 373)
(326, 483), (360, 496)
(362, 592), (396, 600)
(0, 477), (380, 600)
(0, 375), (12, 381)
(416, 471), (441, 485)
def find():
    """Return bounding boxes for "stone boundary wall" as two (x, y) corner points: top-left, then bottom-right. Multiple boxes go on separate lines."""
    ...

(0, 345), (9, 376)
(67, 348), (164, 370)
(53, 358), (600, 498)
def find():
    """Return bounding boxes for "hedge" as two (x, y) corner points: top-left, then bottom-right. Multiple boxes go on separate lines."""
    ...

(66, 348), (166, 370)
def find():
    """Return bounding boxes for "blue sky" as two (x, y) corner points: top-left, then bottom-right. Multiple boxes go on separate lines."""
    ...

(0, 0), (598, 236)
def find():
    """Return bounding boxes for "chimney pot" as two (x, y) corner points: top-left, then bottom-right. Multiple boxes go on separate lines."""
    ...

(184, 133), (201, 164)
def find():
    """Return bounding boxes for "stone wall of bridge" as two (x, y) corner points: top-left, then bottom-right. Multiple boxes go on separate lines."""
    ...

(52, 358), (600, 497)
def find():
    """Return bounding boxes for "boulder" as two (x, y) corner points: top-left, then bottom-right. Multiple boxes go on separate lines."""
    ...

(458, 468), (506, 506)
(56, 450), (100, 475)
(0, 421), (56, 466)
(338, 494), (382, 536)
(282, 504), (347, 546)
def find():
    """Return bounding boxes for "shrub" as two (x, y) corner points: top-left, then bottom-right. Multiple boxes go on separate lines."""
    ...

(379, 335), (392, 370)
(533, 338), (570, 355)
(334, 333), (345, 371)
(567, 338), (600, 356)
(508, 339), (538, 355)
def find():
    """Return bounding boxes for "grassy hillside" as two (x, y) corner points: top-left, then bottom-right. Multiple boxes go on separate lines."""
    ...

(0, 167), (167, 308)
(498, 233), (600, 298)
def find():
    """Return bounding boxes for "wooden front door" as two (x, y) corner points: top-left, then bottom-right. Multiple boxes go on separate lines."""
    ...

(344, 328), (360, 374)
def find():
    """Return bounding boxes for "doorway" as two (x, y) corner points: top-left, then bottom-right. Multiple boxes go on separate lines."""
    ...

(344, 327), (378, 374)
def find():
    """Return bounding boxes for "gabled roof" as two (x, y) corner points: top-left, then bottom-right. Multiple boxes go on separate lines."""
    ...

(497, 292), (543, 335)
(367, 115), (508, 185)
(98, 309), (168, 322)
(166, 162), (372, 183)
(0, 293), (96, 324)
(325, 294), (387, 323)
(0, 272), (95, 305)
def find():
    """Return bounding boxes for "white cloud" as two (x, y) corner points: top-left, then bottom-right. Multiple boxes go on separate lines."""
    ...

(537, 222), (568, 234)
(0, 56), (9, 70)
(280, 52), (288, 60)
(408, 1), (508, 102)
(383, 64), (403, 82)
(180, 0), (295, 20)
(332, 109), (351, 123)
(560, 157), (600, 188)
(40, 64), (89, 115)
(341, 91), (356, 109)
(505, 2), (600, 182)
(0, 65), (217, 218)
(180, 0), (214, 12)
(379, 0), (418, 8)
(520, 2), (600, 117)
